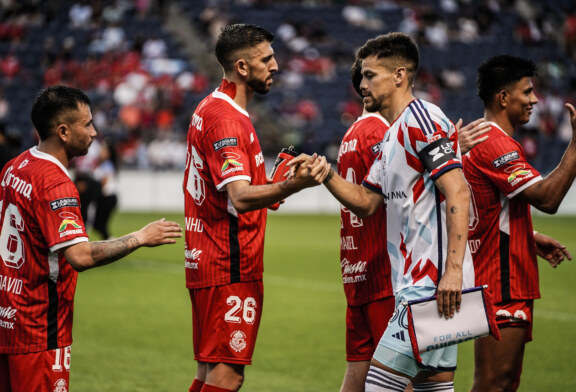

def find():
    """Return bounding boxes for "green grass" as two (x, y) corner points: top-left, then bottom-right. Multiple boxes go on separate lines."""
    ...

(71, 212), (576, 391)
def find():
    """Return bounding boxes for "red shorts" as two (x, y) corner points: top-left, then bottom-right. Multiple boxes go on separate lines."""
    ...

(190, 281), (263, 365)
(0, 346), (71, 392)
(345, 296), (395, 362)
(494, 300), (534, 343)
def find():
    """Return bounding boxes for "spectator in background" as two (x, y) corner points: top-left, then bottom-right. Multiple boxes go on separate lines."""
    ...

(92, 139), (118, 240)
(69, 0), (93, 28)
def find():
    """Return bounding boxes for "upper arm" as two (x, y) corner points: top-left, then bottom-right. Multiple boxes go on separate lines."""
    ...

(61, 241), (92, 271)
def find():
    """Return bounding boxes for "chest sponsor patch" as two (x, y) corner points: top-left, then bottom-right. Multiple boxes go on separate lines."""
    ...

(492, 151), (520, 168)
(50, 198), (79, 211)
(213, 137), (238, 151)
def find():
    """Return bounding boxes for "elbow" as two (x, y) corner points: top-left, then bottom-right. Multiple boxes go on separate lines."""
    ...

(535, 203), (559, 215)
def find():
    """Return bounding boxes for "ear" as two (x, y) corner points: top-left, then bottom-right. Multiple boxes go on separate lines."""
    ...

(394, 67), (407, 85)
(235, 58), (249, 78)
(498, 90), (508, 108)
(57, 124), (69, 142)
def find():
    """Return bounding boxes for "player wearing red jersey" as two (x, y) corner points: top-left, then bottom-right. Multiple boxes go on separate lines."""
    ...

(183, 24), (329, 392)
(0, 86), (182, 392)
(465, 55), (575, 392)
(337, 60), (395, 392)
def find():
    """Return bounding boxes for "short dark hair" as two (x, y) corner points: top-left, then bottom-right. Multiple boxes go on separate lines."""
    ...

(350, 58), (363, 97)
(30, 86), (91, 140)
(215, 23), (274, 72)
(356, 32), (420, 84)
(476, 55), (537, 106)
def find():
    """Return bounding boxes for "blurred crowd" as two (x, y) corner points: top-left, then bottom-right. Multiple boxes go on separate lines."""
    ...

(1, 0), (576, 174)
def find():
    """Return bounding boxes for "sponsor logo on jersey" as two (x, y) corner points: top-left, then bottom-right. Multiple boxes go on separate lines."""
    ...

(383, 190), (408, 202)
(213, 137), (238, 151)
(50, 198), (79, 211)
(341, 258), (368, 284)
(220, 152), (244, 175)
(371, 141), (383, 155)
(507, 169), (533, 186)
(58, 212), (83, 238)
(254, 151), (264, 167)
(184, 247), (202, 270)
(53, 378), (68, 392)
(492, 151), (520, 168)
(229, 330), (247, 353)
(392, 331), (406, 341)
(185, 217), (204, 233)
(0, 305), (16, 329)
(0, 275), (23, 295)
(1, 166), (32, 200)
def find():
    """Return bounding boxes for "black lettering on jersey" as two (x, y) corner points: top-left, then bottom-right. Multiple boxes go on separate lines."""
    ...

(371, 141), (383, 155)
(213, 138), (238, 151)
(417, 137), (457, 173)
(50, 198), (79, 210)
(492, 151), (520, 168)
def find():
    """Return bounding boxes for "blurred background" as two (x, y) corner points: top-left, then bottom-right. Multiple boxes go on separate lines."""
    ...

(1, 0), (576, 211)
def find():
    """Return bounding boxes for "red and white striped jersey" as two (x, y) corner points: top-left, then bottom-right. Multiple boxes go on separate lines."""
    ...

(463, 122), (542, 302)
(337, 113), (393, 306)
(183, 81), (267, 289)
(0, 147), (88, 354)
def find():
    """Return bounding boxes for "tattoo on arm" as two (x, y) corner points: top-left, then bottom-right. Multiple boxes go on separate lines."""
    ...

(90, 235), (140, 264)
(457, 234), (462, 241)
(450, 206), (458, 214)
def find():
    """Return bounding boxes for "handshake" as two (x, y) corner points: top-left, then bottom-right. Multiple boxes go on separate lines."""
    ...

(267, 146), (333, 210)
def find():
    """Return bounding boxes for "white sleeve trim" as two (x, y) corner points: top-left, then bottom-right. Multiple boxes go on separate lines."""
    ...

(50, 236), (89, 253)
(507, 175), (542, 199)
(216, 175), (252, 191)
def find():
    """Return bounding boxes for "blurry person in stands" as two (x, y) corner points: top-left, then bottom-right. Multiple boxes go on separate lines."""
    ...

(92, 139), (118, 240)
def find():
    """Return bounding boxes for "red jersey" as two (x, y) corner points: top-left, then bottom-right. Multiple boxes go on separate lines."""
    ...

(183, 81), (267, 289)
(463, 122), (542, 303)
(337, 113), (392, 306)
(0, 148), (88, 354)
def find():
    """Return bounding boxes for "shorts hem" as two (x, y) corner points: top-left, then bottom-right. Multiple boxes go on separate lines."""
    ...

(194, 355), (252, 365)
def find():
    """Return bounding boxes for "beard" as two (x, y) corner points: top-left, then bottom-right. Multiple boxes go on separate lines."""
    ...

(246, 74), (271, 95)
(363, 95), (382, 113)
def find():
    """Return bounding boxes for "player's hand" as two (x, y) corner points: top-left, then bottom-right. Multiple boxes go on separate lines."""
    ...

(436, 270), (462, 319)
(534, 231), (572, 268)
(456, 118), (490, 155)
(287, 153), (330, 187)
(137, 218), (183, 247)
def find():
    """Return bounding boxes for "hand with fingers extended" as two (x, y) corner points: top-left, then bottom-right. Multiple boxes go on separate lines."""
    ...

(435, 269), (463, 319)
(534, 231), (572, 268)
(456, 118), (491, 155)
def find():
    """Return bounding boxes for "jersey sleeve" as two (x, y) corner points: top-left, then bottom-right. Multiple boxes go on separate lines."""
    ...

(203, 118), (252, 191)
(407, 100), (462, 181)
(472, 137), (542, 199)
(362, 150), (384, 194)
(38, 178), (89, 252)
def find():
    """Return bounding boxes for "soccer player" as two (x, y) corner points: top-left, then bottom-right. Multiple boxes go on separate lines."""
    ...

(295, 32), (474, 391)
(183, 24), (329, 392)
(465, 54), (576, 392)
(0, 85), (182, 392)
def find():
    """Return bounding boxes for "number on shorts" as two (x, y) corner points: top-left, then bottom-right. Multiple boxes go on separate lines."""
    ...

(52, 346), (71, 372)
(225, 296), (257, 325)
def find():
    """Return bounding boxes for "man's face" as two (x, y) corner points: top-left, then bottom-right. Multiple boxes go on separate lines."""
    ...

(504, 76), (538, 126)
(244, 41), (278, 95)
(63, 103), (97, 157)
(360, 55), (397, 113)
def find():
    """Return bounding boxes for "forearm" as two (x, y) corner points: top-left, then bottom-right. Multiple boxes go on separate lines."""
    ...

(228, 180), (301, 213)
(444, 195), (469, 275)
(65, 234), (141, 271)
(324, 170), (382, 218)
(523, 141), (576, 213)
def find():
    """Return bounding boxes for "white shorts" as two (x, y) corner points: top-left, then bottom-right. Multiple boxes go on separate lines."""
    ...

(372, 286), (458, 378)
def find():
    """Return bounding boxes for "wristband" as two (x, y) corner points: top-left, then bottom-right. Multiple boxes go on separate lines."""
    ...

(323, 169), (335, 184)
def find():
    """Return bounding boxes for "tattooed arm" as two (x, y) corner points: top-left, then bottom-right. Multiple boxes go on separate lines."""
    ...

(433, 168), (470, 319)
(63, 219), (182, 272)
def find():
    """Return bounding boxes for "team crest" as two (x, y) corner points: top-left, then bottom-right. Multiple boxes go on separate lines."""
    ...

(229, 330), (247, 353)
(18, 159), (29, 169)
(58, 212), (82, 232)
(53, 379), (68, 392)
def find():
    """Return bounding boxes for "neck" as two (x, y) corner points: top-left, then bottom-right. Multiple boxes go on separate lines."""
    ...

(221, 76), (252, 110)
(484, 109), (515, 136)
(37, 140), (69, 168)
(379, 89), (415, 124)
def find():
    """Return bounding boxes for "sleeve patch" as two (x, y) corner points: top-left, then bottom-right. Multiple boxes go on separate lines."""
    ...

(50, 198), (79, 210)
(213, 137), (238, 151)
(417, 137), (457, 173)
(220, 152), (244, 175)
(371, 141), (383, 155)
(492, 151), (520, 168)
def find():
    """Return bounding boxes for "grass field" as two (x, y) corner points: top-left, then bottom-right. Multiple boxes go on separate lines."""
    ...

(71, 212), (576, 391)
